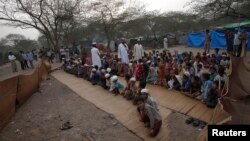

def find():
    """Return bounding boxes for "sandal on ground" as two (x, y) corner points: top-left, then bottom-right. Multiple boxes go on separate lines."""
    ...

(60, 121), (73, 130)
(192, 119), (200, 127)
(185, 117), (194, 124)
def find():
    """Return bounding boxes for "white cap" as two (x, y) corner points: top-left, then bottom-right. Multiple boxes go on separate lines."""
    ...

(141, 88), (149, 94)
(84, 64), (88, 67)
(129, 63), (133, 67)
(107, 68), (111, 72)
(130, 77), (136, 82)
(147, 60), (151, 64)
(105, 73), (110, 78)
(92, 42), (97, 45)
(111, 75), (118, 81)
(101, 69), (106, 73)
(92, 68), (96, 72)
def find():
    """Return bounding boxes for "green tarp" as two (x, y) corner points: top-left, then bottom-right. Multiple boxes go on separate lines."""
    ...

(217, 20), (250, 29)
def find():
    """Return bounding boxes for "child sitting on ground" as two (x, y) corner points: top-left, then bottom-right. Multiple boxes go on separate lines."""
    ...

(99, 68), (106, 88)
(182, 76), (201, 98)
(90, 68), (100, 85)
(105, 73), (111, 90)
(135, 59), (144, 81)
(146, 63), (158, 84)
(180, 72), (191, 92)
(167, 70), (181, 90)
(124, 77), (137, 100)
(124, 74), (132, 87)
(206, 80), (222, 108)
(110, 75), (124, 95)
(143, 59), (150, 82)
(209, 66), (217, 81)
(195, 64), (203, 77)
(156, 58), (165, 85)
(110, 60), (118, 75)
(132, 81), (147, 105)
(121, 74), (131, 95)
(197, 73), (213, 103)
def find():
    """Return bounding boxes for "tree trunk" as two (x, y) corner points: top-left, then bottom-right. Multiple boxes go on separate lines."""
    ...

(104, 26), (112, 52)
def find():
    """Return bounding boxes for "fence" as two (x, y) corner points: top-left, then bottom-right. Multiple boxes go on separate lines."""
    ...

(0, 60), (51, 130)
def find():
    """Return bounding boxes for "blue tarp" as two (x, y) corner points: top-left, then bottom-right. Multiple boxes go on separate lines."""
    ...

(187, 32), (205, 48)
(188, 30), (250, 50)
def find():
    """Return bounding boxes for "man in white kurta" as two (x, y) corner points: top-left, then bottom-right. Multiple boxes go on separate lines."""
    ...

(164, 37), (168, 50)
(118, 40), (129, 64)
(133, 41), (144, 61)
(91, 42), (102, 68)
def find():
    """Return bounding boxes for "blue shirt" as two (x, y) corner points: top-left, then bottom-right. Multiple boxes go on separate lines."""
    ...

(115, 81), (124, 89)
(202, 80), (213, 100)
(182, 78), (191, 90)
(27, 52), (33, 61)
(215, 54), (222, 61)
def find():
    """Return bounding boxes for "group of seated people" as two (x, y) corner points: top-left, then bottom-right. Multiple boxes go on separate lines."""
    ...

(139, 48), (228, 108)
(62, 48), (230, 136)
(62, 56), (162, 137)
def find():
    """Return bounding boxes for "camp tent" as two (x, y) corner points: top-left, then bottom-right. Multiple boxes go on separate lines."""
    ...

(187, 22), (250, 50)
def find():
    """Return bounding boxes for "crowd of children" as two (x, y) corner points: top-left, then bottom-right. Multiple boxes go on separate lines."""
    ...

(62, 47), (230, 136)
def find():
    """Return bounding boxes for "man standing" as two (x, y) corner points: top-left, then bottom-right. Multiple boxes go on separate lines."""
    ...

(21, 51), (29, 69)
(91, 42), (102, 68)
(8, 52), (17, 72)
(18, 51), (25, 70)
(225, 29), (234, 54)
(204, 29), (211, 53)
(163, 36), (168, 50)
(59, 46), (66, 62)
(118, 38), (129, 63)
(133, 40), (144, 61)
(239, 28), (248, 57)
(27, 51), (34, 68)
(118, 38), (129, 75)
(233, 31), (241, 57)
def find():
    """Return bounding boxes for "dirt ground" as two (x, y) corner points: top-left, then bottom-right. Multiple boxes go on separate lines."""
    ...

(167, 112), (201, 141)
(0, 77), (142, 141)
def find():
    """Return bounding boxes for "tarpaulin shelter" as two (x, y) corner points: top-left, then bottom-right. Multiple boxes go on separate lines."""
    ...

(187, 21), (250, 50)
(188, 30), (250, 50)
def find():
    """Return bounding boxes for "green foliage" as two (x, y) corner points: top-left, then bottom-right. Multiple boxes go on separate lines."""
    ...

(0, 34), (39, 64)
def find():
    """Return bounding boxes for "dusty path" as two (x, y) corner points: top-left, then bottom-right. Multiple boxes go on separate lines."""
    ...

(0, 77), (142, 141)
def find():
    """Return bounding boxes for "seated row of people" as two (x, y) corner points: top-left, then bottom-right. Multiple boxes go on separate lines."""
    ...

(62, 61), (162, 137)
